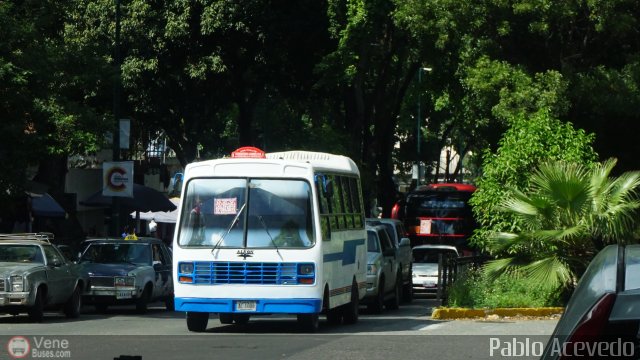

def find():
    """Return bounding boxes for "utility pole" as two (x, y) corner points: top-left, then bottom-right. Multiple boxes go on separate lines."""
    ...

(111, 0), (122, 236)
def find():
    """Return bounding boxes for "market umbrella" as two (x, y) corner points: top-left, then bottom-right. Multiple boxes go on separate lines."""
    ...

(130, 197), (180, 224)
(80, 183), (177, 212)
(31, 193), (66, 218)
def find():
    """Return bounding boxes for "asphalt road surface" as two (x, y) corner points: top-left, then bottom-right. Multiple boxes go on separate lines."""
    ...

(0, 298), (558, 360)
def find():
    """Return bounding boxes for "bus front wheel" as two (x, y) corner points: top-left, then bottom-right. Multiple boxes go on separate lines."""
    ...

(186, 312), (209, 332)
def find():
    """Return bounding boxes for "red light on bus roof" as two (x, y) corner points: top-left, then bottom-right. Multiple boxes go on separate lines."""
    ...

(231, 146), (266, 159)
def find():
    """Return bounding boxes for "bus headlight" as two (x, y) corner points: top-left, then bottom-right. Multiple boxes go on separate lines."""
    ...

(178, 262), (195, 283)
(297, 263), (315, 284)
(297, 264), (314, 275)
(10, 275), (24, 292)
(179, 262), (194, 274)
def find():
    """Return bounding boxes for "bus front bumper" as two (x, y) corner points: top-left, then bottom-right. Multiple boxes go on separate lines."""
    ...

(175, 297), (322, 314)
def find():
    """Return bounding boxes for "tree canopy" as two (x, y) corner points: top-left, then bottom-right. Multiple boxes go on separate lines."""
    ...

(2, 0), (640, 222)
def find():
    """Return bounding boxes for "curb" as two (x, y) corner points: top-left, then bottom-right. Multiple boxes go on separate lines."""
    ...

(431, 307), (564, 320)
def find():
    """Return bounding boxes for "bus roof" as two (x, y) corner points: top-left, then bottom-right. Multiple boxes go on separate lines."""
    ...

(184, 149), (360, 177)
(266, 150), (359, 175)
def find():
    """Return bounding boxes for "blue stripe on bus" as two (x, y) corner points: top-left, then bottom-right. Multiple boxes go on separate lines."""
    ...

(323, 238), (365, 265)
(175, 297), (322, 314)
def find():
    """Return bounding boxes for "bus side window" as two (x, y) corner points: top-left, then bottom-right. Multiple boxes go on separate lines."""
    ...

(341, 176), (354, 229)
(330, 175), (345, 229)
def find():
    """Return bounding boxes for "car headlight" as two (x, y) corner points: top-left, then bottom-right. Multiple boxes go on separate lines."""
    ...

(10, 275), (24, 292)
(114, 276), (135, 287)
(367, 264), (377, 275)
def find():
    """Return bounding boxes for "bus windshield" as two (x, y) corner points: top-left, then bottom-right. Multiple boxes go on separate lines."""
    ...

(178, 178), (315, 248)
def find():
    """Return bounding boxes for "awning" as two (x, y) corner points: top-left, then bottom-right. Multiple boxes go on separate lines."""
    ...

(80, 183), (177, 212)
(31, 193), (66, 218)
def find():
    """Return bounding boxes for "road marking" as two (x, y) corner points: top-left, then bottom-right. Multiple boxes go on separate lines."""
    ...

(412, 323), (445, 331)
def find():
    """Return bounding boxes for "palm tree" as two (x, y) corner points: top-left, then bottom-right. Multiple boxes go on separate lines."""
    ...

(484, 159), (640, 292)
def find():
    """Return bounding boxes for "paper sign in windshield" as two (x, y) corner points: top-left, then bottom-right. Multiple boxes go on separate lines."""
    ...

(420, 219), (432, 234)
(214, 198), (237, 215)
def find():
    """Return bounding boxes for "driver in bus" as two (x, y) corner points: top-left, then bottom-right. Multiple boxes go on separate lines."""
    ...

(273, 220), (306, 247)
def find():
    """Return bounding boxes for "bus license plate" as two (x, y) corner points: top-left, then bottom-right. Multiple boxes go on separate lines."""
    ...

(236, 300), (256, 311)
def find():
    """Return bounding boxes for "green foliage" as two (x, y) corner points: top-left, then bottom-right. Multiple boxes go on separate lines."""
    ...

(470, 109), (597, 252)
(482, 159), (640, 291)
(447, 266), (562, 309)
(0, 0), (107, 199)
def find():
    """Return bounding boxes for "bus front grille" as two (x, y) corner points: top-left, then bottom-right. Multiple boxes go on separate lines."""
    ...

(193, 262), (299, 285)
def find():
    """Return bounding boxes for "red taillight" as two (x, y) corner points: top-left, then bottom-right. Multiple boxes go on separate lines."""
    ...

(390, 203), (400, 219)
(559, 293), (616, 359)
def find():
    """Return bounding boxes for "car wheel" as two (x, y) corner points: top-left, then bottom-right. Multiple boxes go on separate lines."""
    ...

(186, 312), (209, 332)
(386, 275), (401, 310)
(402, 269), (414, 303)
(164, 296), (174, 311)
(297, 313), (319, 333)
(402, 282), (413, 303)
(28, 290), (44, 323)
(342, 281), (359, 324)
(135, 285), (151, 314)
(367, 278), (385, 314)
(63, 285), (82, 318)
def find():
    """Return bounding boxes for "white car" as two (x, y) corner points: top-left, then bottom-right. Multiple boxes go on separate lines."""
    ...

(411, 245), (458, 296)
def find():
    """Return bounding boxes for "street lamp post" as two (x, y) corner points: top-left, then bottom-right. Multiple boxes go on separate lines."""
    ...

(416, 67), (432, 186)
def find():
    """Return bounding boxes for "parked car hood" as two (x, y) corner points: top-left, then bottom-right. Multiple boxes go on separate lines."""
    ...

(413, 263), (439, 277)
(79, 263), (142, 277)
(0, 263), (45, 275)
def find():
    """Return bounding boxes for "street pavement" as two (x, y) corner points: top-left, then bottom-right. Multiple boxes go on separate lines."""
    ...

(0, 298), (558, 359)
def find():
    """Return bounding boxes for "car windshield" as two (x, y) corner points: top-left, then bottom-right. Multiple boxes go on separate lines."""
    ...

(177, 178), (315, 249)
(0, 245), (44, 263)
(367, 231), (380, 252)
(80, 243), (151, 266)
(413, 248), (457, 263)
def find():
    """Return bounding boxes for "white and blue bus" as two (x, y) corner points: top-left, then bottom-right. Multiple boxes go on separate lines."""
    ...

(172, 147), (367, 332)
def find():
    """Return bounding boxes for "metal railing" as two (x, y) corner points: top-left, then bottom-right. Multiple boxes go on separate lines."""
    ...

(436, 254), (490, 305)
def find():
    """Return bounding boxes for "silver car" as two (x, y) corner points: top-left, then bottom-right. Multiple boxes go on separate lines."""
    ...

(362, 225), (402, 313)
(0, 233), (84, 322)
